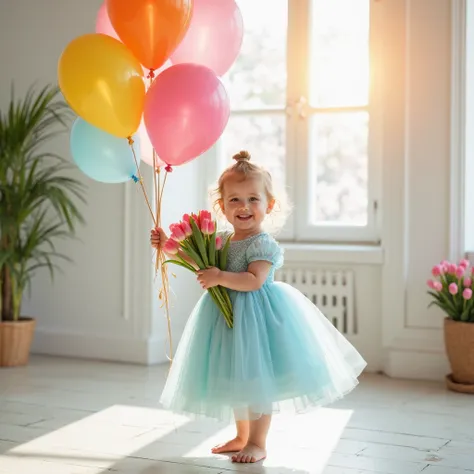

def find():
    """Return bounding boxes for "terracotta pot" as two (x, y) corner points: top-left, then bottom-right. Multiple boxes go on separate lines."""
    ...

(444, 318), (474, 385)
(0, 318), (36, 367)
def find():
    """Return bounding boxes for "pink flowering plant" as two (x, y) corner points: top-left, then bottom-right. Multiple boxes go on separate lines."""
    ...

(427, 259), (474, 322)
(163, 210), (234, 328)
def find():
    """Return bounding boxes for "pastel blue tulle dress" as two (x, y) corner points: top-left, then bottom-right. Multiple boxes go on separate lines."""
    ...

(160, 232), (367, 421)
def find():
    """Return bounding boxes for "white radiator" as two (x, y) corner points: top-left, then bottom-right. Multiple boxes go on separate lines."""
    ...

(275, 268), (356, 336)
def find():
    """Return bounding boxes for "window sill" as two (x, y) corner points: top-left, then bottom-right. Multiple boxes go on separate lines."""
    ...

(280, 242), (384, 265)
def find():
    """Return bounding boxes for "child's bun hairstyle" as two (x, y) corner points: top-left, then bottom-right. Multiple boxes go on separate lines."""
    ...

(217, 150), (275, 201)
(233, 150), (251, 162)
(212, 150), (290, 234)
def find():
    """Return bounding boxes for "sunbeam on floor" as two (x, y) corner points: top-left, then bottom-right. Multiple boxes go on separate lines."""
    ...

(0, 356), (473, 474)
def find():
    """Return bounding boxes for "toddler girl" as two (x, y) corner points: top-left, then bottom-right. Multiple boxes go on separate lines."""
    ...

(150, 151), (366, 464)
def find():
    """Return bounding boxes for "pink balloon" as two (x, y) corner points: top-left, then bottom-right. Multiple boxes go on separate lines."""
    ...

(95, 2), (171, 78)
(170, 0), (243, 76)
(139, 122), (165, 168)
(144, 64), (230, 166)
(95, 2), (121, 41)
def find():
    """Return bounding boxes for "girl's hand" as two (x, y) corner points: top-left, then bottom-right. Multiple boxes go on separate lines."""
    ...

(150, 227), (168, 250)
(197, 267), (221, 290)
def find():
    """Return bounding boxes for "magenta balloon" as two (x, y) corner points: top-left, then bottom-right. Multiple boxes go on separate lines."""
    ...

(144, 63), (230, 166)
(170, 0), (243, 76)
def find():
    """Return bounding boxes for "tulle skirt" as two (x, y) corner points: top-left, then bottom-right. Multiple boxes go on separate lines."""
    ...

(160, 282), (367, 421)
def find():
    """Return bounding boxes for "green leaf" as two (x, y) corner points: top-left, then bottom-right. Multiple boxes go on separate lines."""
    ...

(0, 83), (86, 321)
(219, 233), (233, 271)
(208, 287), (233, 328)
(163, 259), (196, 273)
(180, 241), (205, 269)
(189, 217), (209, 267)
(209, 229), (217, 267)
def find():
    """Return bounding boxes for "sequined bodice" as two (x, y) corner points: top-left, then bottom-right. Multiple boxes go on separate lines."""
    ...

(224, 232), (278, 283)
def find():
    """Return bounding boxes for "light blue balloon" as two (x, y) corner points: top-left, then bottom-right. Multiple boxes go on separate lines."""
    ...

(70, 118), (140, 183)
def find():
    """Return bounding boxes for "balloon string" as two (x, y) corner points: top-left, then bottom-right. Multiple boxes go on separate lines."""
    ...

(153, 153), (173, 364)
(145, 70), (173, 364)
(128, 137), (156, 226)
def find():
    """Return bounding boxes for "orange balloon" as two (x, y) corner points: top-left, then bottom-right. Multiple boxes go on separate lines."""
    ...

(106, 0), (194, 71)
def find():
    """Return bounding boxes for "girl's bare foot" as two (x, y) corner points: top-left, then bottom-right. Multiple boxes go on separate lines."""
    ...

(231, 442), (267, 463)
(212, 436), (247, 454)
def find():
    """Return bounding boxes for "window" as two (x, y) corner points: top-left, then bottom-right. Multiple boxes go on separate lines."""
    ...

(214, 0), (381, 243)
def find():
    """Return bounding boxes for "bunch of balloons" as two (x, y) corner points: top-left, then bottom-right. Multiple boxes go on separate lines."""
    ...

(58, 0), (243, 184)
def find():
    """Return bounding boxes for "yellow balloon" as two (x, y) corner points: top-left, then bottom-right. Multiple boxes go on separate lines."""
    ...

(58, 33), (145, 138)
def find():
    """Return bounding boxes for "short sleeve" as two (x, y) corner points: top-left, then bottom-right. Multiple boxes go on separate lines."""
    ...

(246, 234), (284, 269)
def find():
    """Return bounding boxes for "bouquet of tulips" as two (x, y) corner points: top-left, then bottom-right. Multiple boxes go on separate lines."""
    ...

(427, 258), (474, 322)
(163, 210), (234, 328)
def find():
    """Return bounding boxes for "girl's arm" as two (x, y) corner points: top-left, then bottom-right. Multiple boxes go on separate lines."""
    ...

(197, 261), (272, 291)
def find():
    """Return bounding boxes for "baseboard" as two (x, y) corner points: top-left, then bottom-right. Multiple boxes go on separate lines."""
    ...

(31, 329), (169, 365)
(384, 348), (451, 381)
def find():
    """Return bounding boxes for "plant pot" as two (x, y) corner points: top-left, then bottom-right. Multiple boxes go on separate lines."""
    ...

(0, 318), (36, 367)
(444, 317), (474, 385)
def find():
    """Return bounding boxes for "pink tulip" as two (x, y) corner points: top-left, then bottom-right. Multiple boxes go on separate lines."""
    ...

(199, 210), (212, 222)
(432, 265), (443, 277)
(447, 264), (457, 275)
(463, 288), (473, 300)
(216, 236), (223, 250)
(201, 219), (212, 235)
(456, 266), (465, 279)
(191, 213), (201, 227)
(171, 229), (186, 242)
(449, 283), (458, 295)
(208, 220), (216, 234)
(169, 223), (181, 234)
(163, 238), (180, 255)
(464, 277), (472, 288)
(427, 279), (436, 289)
(181, 220), (192, 237)
(184, 213), (201, 228)
(433, 281), (443, 291)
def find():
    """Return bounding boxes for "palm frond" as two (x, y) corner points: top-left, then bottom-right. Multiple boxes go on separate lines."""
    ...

(0, 83), (86, 321)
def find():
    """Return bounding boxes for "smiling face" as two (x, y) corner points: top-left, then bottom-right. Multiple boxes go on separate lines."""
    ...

(220, 173), (275, 236)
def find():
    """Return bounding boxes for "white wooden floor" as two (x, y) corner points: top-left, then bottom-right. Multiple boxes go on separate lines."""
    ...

(0, 356), (472, 474)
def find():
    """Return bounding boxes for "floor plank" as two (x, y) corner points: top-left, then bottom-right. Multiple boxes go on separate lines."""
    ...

(0, 356), (473, 474)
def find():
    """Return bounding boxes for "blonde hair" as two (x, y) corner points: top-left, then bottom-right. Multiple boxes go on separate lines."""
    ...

(211, 150), (290, 234)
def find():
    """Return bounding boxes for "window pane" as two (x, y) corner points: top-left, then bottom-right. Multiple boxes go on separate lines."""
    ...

(219, 114), (286, 185)
(310, 0), (370, 108)
(309, 112), (368, 225)
(222, 0), (288, 109)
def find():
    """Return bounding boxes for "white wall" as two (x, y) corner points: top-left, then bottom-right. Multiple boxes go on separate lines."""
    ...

(0, 0), (459, 379)
(380, 0), (453, 380)
(0, 0), (201, 364)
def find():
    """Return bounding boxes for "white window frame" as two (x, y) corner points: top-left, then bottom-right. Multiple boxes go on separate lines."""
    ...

(209, 0), (383, 245)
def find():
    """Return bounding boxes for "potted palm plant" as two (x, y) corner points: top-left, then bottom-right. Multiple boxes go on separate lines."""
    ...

(0, 84), (85, 367)
(427, 259), (474, 393)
